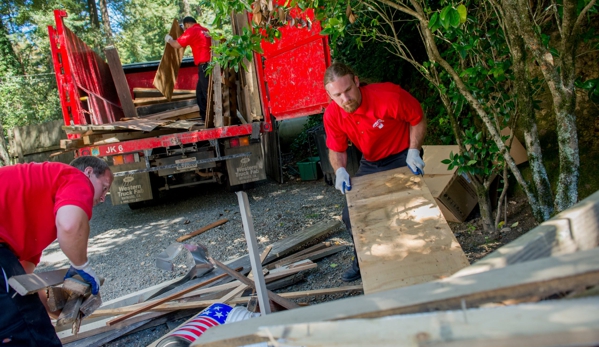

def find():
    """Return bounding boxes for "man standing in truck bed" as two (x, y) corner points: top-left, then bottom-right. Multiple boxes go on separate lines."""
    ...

(0, 157), (113, 345)
(166, 16), (212, 123)
(323, 62), (427, 282)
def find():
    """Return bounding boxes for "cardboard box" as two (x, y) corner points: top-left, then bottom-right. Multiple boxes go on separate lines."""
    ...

(422, 146), (478, 223)
(422, 134), (528, 222)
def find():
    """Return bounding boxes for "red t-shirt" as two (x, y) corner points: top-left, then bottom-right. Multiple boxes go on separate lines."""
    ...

(324, 82), (423, 162)
(177, 24), (211, 65)
(0, 162), (94, 265)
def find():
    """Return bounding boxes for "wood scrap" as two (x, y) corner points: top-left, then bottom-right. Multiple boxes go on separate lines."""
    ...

(190, 247), (599, 347)
(143, 105), (200, 121)
(153, 19), (184, 101)
(264, 261), (317, 283)
(133, 93), (196, 106)
(105, 46), (137, 118)
(271, 244), (347, 269)
(133, 88), (195, 98)
(82, 129), (176, 145)
(211, 257), (299, 310)
(176, 218), (229, 242)
(256, 298), (599, 347)
(136, 98), (197, 117)
(63, 277), (91, 296)
(105, 267), (242, 326)
(269, 242), (330, 268)
(57, 292), (84, 327)
(80, 294), (103, 317)
(48, 286), (68, 312)
(8, 268), (68, 295)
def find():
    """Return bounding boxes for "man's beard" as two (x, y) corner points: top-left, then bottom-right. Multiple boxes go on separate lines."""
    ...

(342, 100), (359, 113)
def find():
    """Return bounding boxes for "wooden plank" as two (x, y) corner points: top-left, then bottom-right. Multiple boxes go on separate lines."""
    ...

(106, 268), (240, 326)
(47, 286), (68, 312)
(153, 19), (184, 101)
(263, 262), (317, 283)
(453, 189), (599, 278)
(263, 219), (343, 265)
(212, 258), (299, 310)
(8, 268), (68, 295)
(176, 218), (229, 242)
(191, 247), (599, 347)
(133, 88), (195, 98)
(233, 12), (263, 122)
(60, 139), (84, 150)
(80, 294), (102, 317)
(105, 46), (137, 118)
(133, 93), (196, 106)
(136, 98), (197, 117)
(236, 191), (271, 314)
(144, 105), (200, 121)
(56, 292), (83, 327)
(257, 298), (599, 347)
(92, 285), (363, 317)
(212, 63), (223, 128)
(63, 277), (91, 296)
(82, 129), (176, 145)
(346, 166), (469, 294)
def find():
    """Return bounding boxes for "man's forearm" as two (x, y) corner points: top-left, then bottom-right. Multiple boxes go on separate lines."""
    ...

(56, 205), (90, 266)
(329, 150), (348, 172)
(409, 116), (427, 149)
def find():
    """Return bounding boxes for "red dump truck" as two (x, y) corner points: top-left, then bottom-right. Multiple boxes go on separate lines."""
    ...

(48, 8), (330, 208)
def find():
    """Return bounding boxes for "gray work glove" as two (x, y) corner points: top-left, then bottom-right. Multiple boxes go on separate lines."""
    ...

(406, 149), (425, 175)
(164, 34), (173, 44)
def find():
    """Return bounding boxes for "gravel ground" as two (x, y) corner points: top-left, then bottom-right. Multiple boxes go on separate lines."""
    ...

(37, 177), (357, 346)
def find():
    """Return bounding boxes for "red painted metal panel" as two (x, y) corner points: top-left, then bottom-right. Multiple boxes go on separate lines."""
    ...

(251, 5), (331, 121)
(124, 66), (198, 93)
(78, 123), (260, 157)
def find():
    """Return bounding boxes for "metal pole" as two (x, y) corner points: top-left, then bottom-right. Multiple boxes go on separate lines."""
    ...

(235, 191), (271, 314)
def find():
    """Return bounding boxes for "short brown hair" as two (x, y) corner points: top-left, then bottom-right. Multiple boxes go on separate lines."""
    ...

(70, 156), (110, 177)
(182, 16), (197, 25)
(323, 62), (356, 86)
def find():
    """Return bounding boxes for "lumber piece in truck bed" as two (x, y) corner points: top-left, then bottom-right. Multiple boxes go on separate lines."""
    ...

(143, 105), (200, 121)
(105, 46), (137, 118)
(453, 189), (599, 278)
(257, 297), (599, 347)
(133, 93), (195, 106)
(346, 166), (469, 294)
(82, 129), (177, 145)
(133, 87), (195, 99)
(191, 247), (599, 347)
(8, 268), (68, 295)
(136, 98), (197, 117)
(153, 19), (184, 101)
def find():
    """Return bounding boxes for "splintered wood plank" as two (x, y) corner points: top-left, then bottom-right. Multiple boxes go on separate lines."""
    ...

(8, 268), (68, 295)
(212, 63), (223, 128)
(346, 166), (469, 294)
(133, 88), (195, 98)
(133, 93), (195, 106)
(153, 19), (184, 101)
(191, 248), (599, 347)
(105, 46), (137, 118)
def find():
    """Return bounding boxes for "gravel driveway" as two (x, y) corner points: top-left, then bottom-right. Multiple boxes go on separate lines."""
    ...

(37, 177), (357, 346)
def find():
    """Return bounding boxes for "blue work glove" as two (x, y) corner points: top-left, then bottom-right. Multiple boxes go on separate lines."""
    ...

(335, 167), (351, 194)
(406, 149), (425, 176)
(64, 261), (101, 295)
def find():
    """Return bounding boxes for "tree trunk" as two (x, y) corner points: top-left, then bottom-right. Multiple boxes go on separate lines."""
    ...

(0, 124), (11, 166)
(409, 3), (548, 222)
(502, 6), (554, 217)
(471, 176), (494, 233)
(88, 0), (100, 29)
(180, 0), (191, 17)
(99, 0), (114, 44)
(502, 0), (583, 212)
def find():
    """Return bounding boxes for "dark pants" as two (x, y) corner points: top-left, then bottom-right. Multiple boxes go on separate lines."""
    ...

(0, 246), (62, 346)
(197, 63), (210, 120)
(341, 148), (423, 272)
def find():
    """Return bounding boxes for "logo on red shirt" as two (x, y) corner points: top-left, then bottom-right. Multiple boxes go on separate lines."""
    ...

(372, 119), (384, 129)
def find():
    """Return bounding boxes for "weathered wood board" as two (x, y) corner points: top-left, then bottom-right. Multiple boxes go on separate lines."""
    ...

(346, 166), (469, 294)
(105, 46), (137, 118)
(153, 19), (184, 101)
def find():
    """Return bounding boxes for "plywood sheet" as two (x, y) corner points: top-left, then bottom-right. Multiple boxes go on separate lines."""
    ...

(153, 19), (184, 101)
(346, 166), (469, 294)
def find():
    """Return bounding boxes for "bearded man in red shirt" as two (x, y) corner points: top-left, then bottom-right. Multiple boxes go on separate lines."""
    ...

(0, 156), (113, 345)
(323, 62), (427, 282)
(166, 16), (212, 123)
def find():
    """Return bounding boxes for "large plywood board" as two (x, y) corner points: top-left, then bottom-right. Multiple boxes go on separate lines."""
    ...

(153, 19), (184, 101)
(346, 166), (469, 294)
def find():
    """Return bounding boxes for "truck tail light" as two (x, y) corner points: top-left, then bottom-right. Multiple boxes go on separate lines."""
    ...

(229, 138), (240, 147)
(113, 155), (125, 165)
(239, 137), (250, 146)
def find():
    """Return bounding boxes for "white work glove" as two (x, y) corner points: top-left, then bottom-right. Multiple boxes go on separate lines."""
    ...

(406, 149), (425, 175)
(64, 261), (101, 295)
(164, 34), (173, 44)
(335, 167), (351, 195)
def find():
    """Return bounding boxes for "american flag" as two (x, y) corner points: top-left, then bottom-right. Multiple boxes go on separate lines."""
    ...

(171, 303), (233, 342)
